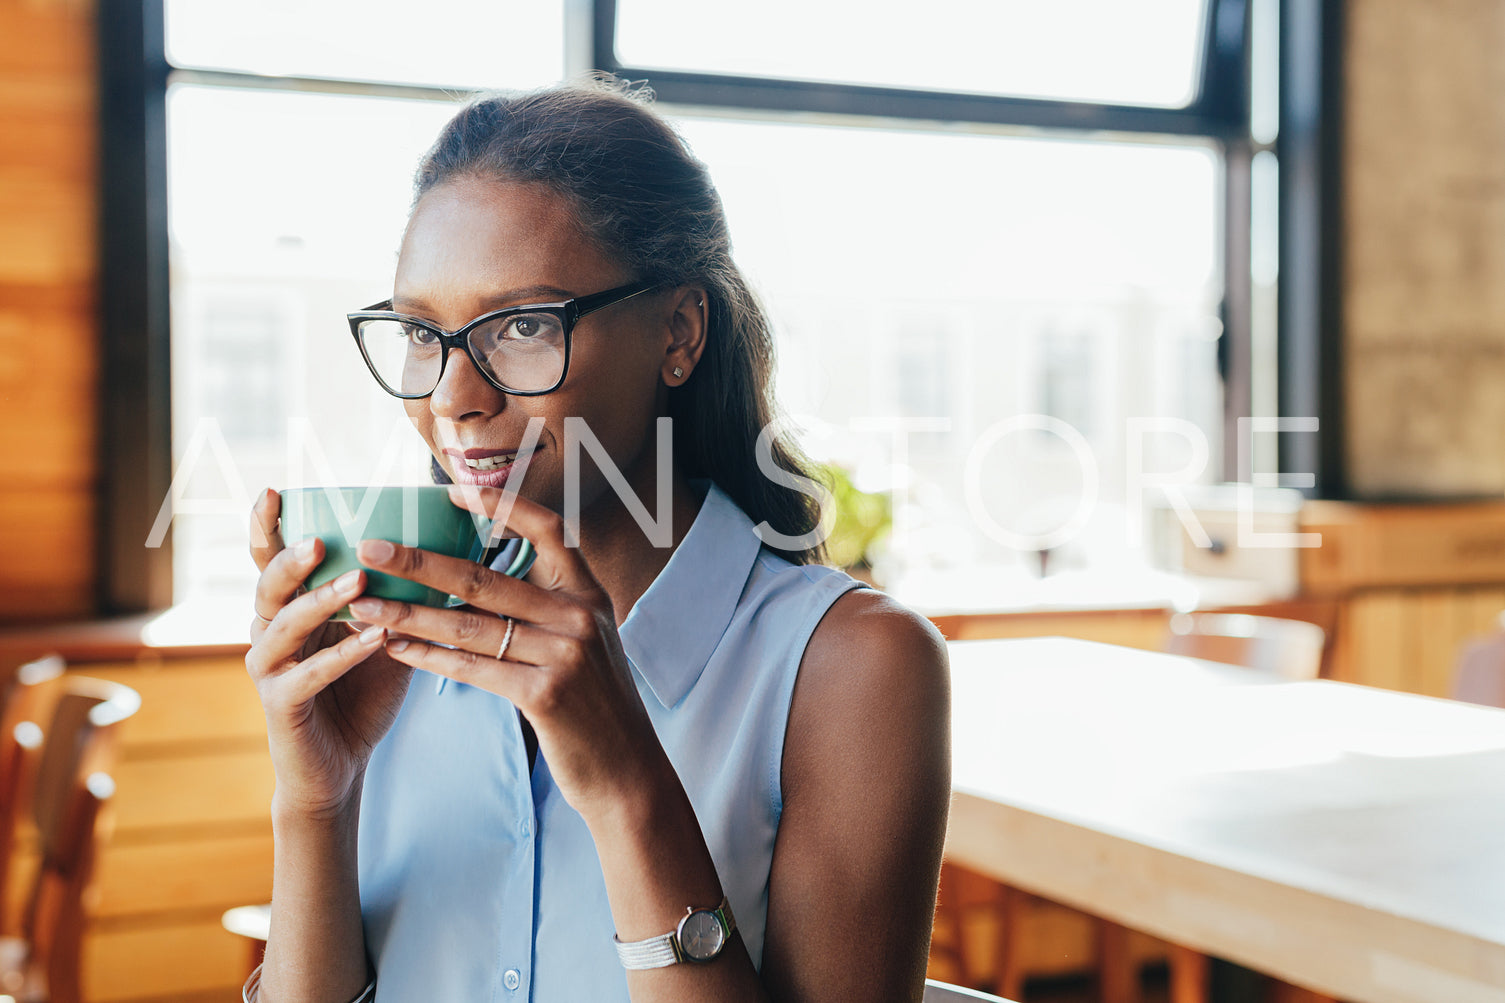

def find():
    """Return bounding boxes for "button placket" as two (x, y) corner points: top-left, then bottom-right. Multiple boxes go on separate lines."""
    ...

(500, 699), (537, 1000)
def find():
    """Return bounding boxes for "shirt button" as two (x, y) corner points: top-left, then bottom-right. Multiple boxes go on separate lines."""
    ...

(503, 968), (521, 991)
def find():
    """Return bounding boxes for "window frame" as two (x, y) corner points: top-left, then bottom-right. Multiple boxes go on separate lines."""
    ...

(102, 0), (1335, 613)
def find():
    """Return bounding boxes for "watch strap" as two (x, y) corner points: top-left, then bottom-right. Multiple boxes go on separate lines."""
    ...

(613, 929), (681, 969)
(613, 896), (735, 969)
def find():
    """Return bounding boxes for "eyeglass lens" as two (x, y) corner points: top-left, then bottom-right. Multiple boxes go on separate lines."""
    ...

(357, 310), (567, 395)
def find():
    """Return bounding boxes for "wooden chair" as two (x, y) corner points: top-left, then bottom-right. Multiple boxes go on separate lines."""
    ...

(924, 977), (1017, 1002)
(0, 655), (66, 931)
(929, 865), (1036, 1000)
(0, 676), (140, 1003)
(1164, 613), (1327, 681)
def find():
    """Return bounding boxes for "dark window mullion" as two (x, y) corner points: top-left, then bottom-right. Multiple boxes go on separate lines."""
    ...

(1197, 0), (1252, 129)
(98, 0), (173, 613)
(1277, 0), (1344, 497)
(589, 67), (1244, 139)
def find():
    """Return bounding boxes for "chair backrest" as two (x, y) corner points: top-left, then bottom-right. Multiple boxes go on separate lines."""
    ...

(923, 979), (1016, 1002)
(1164, 612), (1327, 681)
(23, 676), (139, 1003)
(1452, 622), (1505, 707)
(0, 654), (66, 931)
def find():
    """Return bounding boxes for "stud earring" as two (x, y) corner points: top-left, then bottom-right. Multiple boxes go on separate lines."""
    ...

(696, 299), (704, 308)
(672, 367), (684, 379)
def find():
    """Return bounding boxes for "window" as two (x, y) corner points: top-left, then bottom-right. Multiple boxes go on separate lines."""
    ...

(166, 86), (469, 606)
(616, 0), (1210, 107)
(669, 117), (1222, 596)
(122, 0), (1267, 612)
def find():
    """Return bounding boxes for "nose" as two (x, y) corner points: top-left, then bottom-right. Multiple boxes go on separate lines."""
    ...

(428, 344), (506, 422)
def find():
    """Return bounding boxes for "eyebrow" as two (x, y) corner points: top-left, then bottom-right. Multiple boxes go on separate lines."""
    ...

(392, 285), (575, 318)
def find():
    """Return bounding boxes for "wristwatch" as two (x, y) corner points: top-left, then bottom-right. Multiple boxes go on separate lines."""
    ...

(613, 896), (737, 969)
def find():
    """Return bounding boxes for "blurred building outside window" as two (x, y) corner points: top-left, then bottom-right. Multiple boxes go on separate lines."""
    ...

(165, 0), (1240, 614)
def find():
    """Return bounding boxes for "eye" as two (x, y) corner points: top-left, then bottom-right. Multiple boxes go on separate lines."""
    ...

(501, 312), (563, 342)
(401, 323), (440, 346)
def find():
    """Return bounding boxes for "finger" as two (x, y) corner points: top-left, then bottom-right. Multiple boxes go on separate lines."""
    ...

(446, 485), (603, 595)
(249, 488), (286, 571)
(249, 567), (368, 676)
(347, 597), (568, 664)
(383, 636), (537, 702)
(252, 536), (323, 623)
(354, 539), (583, 622)
(270, 625), (392, 706)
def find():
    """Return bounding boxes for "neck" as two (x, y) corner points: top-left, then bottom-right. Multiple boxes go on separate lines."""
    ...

(573, 469), (705, 628)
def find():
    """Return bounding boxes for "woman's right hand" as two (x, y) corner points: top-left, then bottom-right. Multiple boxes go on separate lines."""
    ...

(246, 488), (415, 820)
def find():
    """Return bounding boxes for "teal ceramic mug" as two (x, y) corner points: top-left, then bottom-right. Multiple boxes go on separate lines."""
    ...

(278, 485), (536, 620)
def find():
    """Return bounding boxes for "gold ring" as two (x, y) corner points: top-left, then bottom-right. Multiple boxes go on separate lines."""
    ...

(497, 617), (516, 661)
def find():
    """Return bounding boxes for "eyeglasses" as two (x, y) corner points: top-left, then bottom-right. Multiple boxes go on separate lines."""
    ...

(347, 279), (660, 399)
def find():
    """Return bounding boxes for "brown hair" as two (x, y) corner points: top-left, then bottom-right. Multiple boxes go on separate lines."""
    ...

(413, 77), (826, 564)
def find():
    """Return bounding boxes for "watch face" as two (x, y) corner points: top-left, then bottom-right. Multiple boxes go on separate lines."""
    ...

(677, 909), (726, 962)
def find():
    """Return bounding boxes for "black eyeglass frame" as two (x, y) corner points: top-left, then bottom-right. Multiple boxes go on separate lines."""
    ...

(347, 279), (662, 399)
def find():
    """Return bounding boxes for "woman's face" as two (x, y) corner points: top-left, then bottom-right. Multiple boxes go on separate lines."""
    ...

(393, 177), (692, 515)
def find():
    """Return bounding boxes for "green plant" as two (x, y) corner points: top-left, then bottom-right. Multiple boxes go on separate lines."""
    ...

(817, 463), (892, 570)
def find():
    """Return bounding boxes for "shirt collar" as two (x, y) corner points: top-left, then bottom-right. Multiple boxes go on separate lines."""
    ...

(619, 482), (764, 710)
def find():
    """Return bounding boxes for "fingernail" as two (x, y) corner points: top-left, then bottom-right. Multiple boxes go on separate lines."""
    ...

(349, 598), (381, 618)
(293, 538), (316, 560)
(387, 639), (410, 653)
(335, 570), (362, 593)
(362, 539), (395, 562)
(359, 626), (385, 644)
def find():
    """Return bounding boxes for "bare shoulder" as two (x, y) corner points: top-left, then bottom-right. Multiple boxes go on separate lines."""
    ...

(803, 587), (948, 676)
(782, 585), (951, 811)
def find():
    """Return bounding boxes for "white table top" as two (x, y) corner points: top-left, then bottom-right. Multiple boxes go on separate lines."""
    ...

(945, 637), (1505, 1003)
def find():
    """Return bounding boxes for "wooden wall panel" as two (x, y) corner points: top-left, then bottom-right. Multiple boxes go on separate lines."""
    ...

(0, 292), (97, 485)
(0, 2), (96, 78)
(0, 168), (96, 283)
(0, 487), (95, 618)
(84, 918), (248, 1002)
(0, 0), (99, 624)
(111, 751), (275, 834)
(69, 659), (265, 748)
(92, 835), (273, 919)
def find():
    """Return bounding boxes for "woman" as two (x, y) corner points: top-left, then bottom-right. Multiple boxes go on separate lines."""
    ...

(245, 78), (950, 1002)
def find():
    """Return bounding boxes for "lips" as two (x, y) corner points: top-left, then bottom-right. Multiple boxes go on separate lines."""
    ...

(443, 447), (537, 488)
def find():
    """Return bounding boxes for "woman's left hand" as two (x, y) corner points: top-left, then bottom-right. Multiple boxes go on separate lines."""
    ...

(347, 485), (665, 822)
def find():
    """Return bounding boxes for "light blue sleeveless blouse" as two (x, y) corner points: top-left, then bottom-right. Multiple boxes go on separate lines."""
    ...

(357, 483), (866, 1001)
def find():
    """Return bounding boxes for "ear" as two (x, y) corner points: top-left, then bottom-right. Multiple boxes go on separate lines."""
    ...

(662, 286), (709, 386)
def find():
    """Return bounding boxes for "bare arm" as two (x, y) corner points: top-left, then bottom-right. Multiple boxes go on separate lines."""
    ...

(260, 796), (369, 1002)
(761, 590), (952, 1002)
